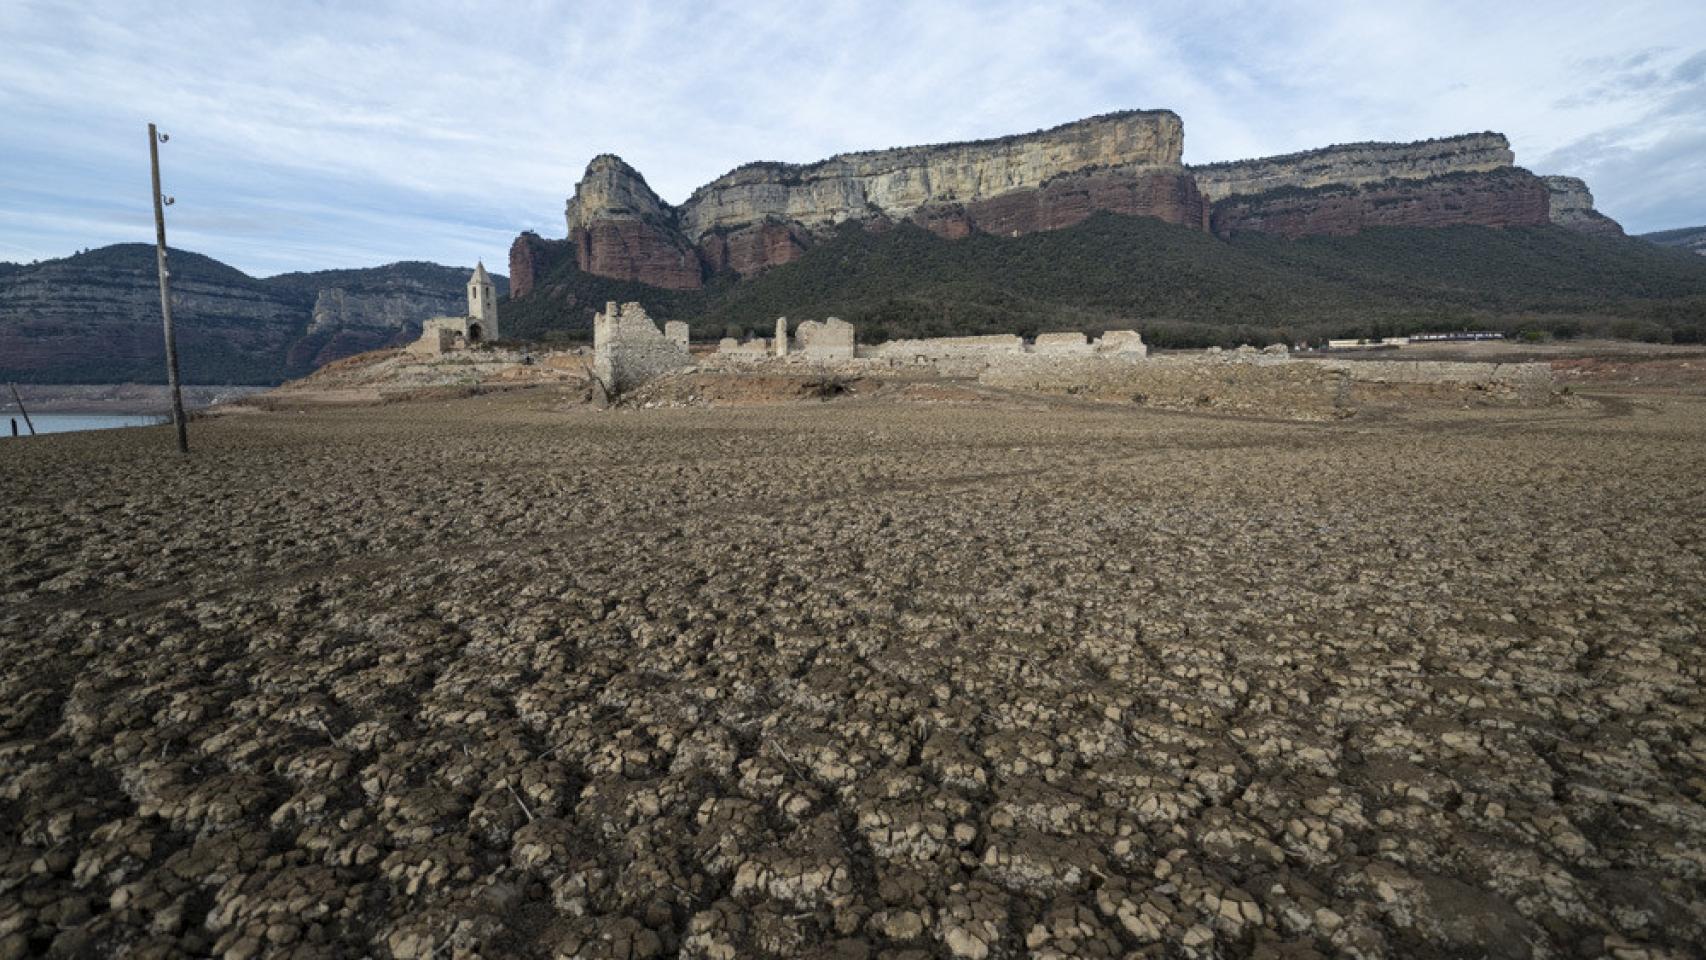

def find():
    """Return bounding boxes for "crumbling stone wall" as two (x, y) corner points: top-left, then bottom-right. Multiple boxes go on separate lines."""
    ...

(716, 336), (772, 359)
(592, 301), (694, 392)
(794, 318), (856, 361)
(1095, 330), (1148, 356)
(1031, 332), (1092, 355)
(408, 317), (477, 356)
(863, 334), (1026, 361)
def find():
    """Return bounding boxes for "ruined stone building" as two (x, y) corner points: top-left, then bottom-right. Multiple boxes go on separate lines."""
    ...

(409, 263), (502, 356)
(466, 262), (498, 335)
(592, 302), (692, 392)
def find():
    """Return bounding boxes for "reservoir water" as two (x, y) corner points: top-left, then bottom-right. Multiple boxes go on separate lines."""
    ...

(4, 413), (167, 437)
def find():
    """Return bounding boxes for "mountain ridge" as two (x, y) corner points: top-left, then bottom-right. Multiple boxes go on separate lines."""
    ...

(0, 244), (506, 384)
(501, 213), (1706, 348)
(1640, 226), (1706, 256)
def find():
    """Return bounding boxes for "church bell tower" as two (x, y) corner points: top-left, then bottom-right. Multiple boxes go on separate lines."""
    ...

(467, 262), (498, 340)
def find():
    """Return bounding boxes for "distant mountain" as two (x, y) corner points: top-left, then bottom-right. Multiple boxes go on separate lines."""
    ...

(0, 245), (506, 384)
(502, 214), (1706, 347)
(1639, 226), (1706, 256)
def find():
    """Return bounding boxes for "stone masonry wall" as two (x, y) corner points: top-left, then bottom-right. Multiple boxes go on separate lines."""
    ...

(592, 301), (695, 392)
(794, 318), (856, 361)
(1031, 332), (1092, 355)
(863, 335), (1027, 361)
(716, 337), (772, 359)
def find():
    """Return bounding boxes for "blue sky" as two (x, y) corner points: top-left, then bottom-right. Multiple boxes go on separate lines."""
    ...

(3, 0), (1703, 276)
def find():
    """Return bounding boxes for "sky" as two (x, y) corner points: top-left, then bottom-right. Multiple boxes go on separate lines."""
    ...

(2, 0), (1703, 276)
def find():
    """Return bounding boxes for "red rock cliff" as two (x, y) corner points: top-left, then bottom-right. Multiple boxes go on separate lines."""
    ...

(914, 171), (1209, 239)
(553, 111), (1209, 285)
(697, 222), (812, 277)
(1209, 170), (1552, 239)
(507, 232), (572, 299)
(564, 155), (704, 290)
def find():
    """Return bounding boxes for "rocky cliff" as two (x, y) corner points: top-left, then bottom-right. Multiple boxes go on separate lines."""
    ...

(677, 110), (1188, 238)
(0, 246), (504, 383)
(1193, 134), (1558, 239)
(528, 112), (1628, 289)
(563, 156), (704, 290)
(1, 247), (302, 384)
(1190, 133), (1516, 202)
(508, 232), (574, 299)
(1191, 135), (1620, 239)
(1210, 169), (1553, 239)
(1542, 176), (1626, 237)
(552, 111), (1206, 286)
(281, 266), (484, 370)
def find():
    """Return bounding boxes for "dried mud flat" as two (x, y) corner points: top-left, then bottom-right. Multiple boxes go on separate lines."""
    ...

(2, 388), (1704, 959)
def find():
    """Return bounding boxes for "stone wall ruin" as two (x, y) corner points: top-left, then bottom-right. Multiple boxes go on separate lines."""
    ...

(713, 323), (1152, 372)
(592, 301), (695, 392)
(794, 318), (856, 361)
(716, 336), (772, 359)
(693, 313), (1550, 413)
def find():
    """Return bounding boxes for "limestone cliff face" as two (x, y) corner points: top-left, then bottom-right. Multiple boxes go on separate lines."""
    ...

(914, 171), (1208, 239)
(556, 111), (1201, 285)
(564, 156), (703, 290)
(305, 285), (462, 336)
(564, 155), (675, 230)
(677, 110), (1187, 239)
(293, 281), (469, 369)
(537, 115), (1622, 289)
(1191, 133), (1515, 202)
(1209, 169), (1552, 239)
(1542, 176), (1625, 237)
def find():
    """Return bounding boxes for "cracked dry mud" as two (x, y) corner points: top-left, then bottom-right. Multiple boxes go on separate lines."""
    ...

(2, 389), (1704, 959)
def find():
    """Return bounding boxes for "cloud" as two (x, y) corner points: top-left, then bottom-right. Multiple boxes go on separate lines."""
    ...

(1673, 49), (1706, 83)
(3, 0), (1705, 274)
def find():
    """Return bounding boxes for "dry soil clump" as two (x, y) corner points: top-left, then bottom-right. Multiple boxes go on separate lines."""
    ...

(2, 388), (1704, 958)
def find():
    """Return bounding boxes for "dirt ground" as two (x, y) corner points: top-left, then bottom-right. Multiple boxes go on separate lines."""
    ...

(2, 380), (1704, 959)
(1304, 340), (1706, 397)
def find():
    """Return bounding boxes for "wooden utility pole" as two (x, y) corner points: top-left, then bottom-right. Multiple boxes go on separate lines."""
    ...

(148, 122), (189, 454)
(7, 382), (36, 435)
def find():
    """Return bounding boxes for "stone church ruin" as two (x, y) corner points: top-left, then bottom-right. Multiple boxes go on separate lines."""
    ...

(408, 263), (501, 356)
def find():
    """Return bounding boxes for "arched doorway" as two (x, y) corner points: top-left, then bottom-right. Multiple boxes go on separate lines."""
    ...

(467, 322), (483, 343)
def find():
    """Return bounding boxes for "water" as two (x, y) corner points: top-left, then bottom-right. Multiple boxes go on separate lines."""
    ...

(3, 413), (167, 437)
